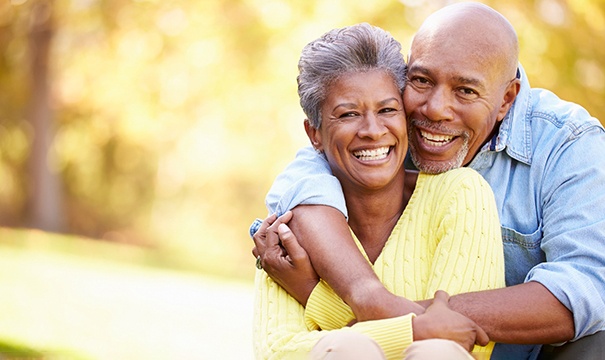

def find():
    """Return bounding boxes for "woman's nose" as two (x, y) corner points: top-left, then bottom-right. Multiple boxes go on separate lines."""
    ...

(358, 112), (388, 139)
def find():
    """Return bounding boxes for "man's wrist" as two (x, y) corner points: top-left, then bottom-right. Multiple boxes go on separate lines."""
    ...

(348, 284), (424, 321)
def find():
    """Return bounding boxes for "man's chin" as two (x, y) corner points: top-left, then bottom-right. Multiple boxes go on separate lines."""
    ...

(409, 141), (469, 174)
(411, 155), (463, 175)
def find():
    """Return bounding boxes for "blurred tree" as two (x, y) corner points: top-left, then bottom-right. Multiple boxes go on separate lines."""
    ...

(26, 0), (64, 232)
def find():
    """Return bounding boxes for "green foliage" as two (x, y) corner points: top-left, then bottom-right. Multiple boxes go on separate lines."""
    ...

(0, 339), (88, 360)
(0, 340), (44, 358)
(0, 0), (603, 281)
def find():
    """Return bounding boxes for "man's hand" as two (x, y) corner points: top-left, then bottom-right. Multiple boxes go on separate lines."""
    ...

(412, 290), (489, 352)
(252, 211), (319, 306)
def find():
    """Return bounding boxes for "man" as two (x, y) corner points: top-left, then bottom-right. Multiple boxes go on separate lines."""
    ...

(252, 3), (605, 359)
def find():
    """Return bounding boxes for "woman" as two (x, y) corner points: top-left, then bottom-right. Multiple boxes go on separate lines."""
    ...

(252, 23), (504, 359)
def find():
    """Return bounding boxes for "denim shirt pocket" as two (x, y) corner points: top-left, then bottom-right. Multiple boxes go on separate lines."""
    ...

(501, 224), (546, 287)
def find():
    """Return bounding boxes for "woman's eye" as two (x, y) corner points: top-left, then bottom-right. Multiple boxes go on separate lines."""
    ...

(339, 112), (359, 118)
(379, 107), (397, 114)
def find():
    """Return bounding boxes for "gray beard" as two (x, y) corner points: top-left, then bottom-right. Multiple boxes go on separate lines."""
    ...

(409, 142), (468, 174)
(408, 122), (470, 174)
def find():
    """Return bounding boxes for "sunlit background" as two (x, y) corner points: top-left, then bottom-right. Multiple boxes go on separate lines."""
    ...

(0, 0), (603, 358)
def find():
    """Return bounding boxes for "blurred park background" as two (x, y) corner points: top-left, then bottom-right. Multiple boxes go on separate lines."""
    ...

(0, 0), (603, 358)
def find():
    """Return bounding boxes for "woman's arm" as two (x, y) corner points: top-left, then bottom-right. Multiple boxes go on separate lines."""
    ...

(253, 268), (417, 359)
(253, 147), (410, 319)
(289, 205), (426, 319)
(252, 205), (424, 320)
(253, 204), (490, 353)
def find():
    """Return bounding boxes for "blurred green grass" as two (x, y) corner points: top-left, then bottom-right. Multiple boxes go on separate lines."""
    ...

(0, 339), (87, 360)
(0, 228), (254, 359)
(0, 339), (47, 359)
(0, 227), (229, 276)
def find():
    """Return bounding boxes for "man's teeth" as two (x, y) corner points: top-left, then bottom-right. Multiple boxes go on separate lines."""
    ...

(420, 130), (454, 146)
(353, 146), (390, 160)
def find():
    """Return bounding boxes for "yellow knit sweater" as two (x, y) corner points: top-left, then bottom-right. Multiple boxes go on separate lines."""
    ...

(253, 168), (505, 359)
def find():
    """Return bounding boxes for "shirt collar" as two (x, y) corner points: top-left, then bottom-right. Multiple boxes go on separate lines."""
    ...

(484, 63), (533, 165)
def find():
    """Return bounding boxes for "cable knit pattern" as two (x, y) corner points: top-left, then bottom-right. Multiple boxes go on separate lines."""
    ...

(253, 168), (505, 359)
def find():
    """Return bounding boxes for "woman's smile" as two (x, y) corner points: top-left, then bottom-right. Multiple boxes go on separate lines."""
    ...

(352, 146), (392, 162)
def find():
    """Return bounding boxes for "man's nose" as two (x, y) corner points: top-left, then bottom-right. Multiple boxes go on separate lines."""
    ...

(423, 86), (454, 121)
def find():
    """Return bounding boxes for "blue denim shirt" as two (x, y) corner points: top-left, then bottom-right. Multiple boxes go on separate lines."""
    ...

(251, 65), (605, 359)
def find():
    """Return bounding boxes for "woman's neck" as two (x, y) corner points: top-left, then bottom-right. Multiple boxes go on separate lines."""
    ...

(343, 170), (418, 263)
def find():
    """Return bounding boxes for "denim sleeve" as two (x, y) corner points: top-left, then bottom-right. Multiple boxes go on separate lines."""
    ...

(249, 146), (347, 238)
(525, 128), (605, 340)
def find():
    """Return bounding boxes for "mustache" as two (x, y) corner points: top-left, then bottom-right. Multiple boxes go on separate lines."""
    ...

(409, 118), (469, 139)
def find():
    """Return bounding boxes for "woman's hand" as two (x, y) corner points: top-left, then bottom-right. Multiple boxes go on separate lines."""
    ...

(252, 211), (319, 306)
(412, 290), (489, 352)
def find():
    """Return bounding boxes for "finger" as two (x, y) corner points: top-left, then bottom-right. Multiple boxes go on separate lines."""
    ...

(266, 219), (280, 234)
(260, 213), (278, 232)
(430, 290), (450, 307)
(265, 220), (282, 248)
(267, 211), (293, 234)
(277, 211), (293, 225)
(474, 323), (490, 347)
(433, 290), (450, 302)
(278, 223), (308, 264)
(253, 213), (278, 248)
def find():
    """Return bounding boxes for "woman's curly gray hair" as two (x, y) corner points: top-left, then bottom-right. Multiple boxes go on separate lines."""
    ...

(297, 23), (406, 129)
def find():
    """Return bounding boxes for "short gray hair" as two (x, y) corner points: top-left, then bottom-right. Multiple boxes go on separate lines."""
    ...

(297, 23), (406, 129)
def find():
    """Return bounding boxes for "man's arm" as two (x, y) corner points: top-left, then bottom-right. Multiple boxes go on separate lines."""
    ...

(460, 127), (605, 344)
(288, 205), (425, 320)
(253, 211), (489, 352)
(257, 146), (423, 319)
(448, 282), (574, 344)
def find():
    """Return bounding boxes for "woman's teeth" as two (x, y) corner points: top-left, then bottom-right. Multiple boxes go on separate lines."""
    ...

(353, 146), (390, 160)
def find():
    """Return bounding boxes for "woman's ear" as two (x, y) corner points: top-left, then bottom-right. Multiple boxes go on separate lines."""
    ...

(304, 120), (323, 152)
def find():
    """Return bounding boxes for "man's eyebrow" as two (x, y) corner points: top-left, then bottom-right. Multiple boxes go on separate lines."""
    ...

(454, 76), (484, 89)
(407, 64), (429, 75)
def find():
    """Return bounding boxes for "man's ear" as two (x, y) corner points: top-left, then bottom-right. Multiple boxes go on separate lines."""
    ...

(497, 79), (521, 122)
(304, 120), (323, 152)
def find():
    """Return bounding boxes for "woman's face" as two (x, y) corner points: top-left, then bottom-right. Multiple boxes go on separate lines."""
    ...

(306, 70), (407, 192)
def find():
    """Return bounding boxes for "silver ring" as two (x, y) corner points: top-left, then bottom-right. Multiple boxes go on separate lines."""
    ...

(256, 255), (262, 270)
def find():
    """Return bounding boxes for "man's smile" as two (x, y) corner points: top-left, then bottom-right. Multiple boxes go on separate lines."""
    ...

(419, 129), (455, 147)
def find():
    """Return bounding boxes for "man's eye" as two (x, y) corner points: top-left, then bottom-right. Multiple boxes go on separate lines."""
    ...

(408, 76), (431, 87)
(457, 87), (479, 98)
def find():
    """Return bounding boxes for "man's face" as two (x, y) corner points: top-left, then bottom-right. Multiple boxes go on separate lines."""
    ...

(403, 39), (514, 174)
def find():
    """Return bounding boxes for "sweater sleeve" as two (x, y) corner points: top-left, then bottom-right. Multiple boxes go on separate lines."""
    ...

(303, 232), (367, 331)
(253, 270), (414, 360)
(304, 279), (355, 331)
